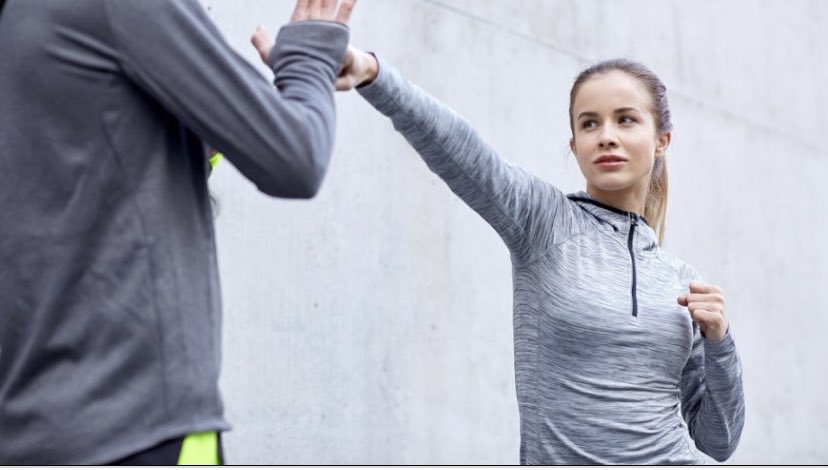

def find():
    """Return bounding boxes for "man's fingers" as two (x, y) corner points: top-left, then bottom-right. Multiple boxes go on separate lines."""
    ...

(335, 0), (357, 24)
(291, 0), (310, 21)
(320, 0), (337, 17)
(306, 0), (323, 19)
(293, 0), (357, 24)
(250, 26), (272, 63)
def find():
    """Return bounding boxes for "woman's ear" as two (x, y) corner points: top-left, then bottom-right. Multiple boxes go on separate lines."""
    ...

(656, 131), (672, 157)
(569, 137), (577, 155)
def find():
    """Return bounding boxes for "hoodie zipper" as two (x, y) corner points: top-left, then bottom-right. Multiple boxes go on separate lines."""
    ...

(627, 213), (639, 317)
(567, 195), (647, 317)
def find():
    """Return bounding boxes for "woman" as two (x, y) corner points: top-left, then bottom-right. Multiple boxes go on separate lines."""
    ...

(272, 38), (743, 463)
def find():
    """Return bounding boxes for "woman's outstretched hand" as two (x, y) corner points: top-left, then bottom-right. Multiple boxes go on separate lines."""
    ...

(678, 283), (729, 343)
(335, 45), (378, 91)
(251, 0), (358, 63)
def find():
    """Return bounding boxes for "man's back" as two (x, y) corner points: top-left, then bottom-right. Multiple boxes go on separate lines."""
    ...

(0, 0), (348, 464)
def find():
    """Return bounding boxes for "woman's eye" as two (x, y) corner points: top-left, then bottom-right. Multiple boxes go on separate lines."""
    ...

(581, 120), (598, 129)
(619, 116), (637, 125)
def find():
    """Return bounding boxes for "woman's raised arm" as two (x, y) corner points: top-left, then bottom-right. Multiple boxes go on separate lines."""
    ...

(337, 47), (575, 259)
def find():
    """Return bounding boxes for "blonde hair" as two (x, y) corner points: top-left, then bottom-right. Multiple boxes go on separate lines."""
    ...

(569, 59), (673, 244)
(645, 156), (668, 243)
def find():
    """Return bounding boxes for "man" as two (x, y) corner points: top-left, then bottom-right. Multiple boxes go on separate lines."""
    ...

(0, 0), (355, 464)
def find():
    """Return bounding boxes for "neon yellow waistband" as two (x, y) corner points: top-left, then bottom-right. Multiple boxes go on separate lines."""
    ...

(177, 431), (220, 465)
(209, 152), (224, 171)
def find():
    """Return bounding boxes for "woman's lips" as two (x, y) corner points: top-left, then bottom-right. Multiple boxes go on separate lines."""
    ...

(594, 155), (627, 170)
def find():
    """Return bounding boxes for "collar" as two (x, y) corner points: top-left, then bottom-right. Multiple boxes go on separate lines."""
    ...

(566, 192), (659, 247)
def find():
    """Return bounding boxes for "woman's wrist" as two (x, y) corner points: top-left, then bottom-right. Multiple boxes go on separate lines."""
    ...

(702, 324), (729, 344)
(358, 52), (379, 87)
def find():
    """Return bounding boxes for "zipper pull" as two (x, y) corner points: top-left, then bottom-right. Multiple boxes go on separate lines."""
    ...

(629, 213), (638, 227)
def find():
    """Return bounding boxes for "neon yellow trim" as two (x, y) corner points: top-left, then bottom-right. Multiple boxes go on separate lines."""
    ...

(209, 152), (224, 171)
(177, 431), (220, 465)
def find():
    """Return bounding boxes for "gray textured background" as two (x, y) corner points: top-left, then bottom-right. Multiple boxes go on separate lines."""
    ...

(202, 0), (828, 464)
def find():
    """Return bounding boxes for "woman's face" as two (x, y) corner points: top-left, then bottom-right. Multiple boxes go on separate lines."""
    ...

(570, 70), (670, 203)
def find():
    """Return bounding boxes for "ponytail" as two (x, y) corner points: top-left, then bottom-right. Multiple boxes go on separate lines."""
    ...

(645, 156), (668, 244)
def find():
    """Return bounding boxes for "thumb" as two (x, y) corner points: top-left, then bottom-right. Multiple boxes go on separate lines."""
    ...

(337, 47), (354, 75)
(251, 26), (273, 64)
(335, 76), (354, 92)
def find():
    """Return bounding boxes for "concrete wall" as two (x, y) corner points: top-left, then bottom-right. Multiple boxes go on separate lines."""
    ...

(201, 0), (828, 464)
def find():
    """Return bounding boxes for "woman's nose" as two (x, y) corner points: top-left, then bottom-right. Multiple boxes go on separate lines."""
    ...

(598, 127), (619, 149)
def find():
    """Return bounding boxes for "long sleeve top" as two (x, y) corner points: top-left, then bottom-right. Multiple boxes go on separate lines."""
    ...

(0, 0), (347, 464)
(358, 57), (745, 465)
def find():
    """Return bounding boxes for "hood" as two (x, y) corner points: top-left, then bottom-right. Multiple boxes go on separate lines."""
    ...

(567, 191), (659, 250)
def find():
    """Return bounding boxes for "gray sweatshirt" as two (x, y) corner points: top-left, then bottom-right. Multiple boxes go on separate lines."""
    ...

(358, 58), (745, 465)
(0, 0), (347, 464)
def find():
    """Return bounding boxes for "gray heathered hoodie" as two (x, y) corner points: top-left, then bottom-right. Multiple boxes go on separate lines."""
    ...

(0, 0), (347, 464)
(358, 57), (745, 465)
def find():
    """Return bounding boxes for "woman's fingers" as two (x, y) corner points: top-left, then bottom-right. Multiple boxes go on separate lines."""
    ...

(689, 282), (722, 295)
(250, 26), (273, 63)
(684, 293), (725, 307)
(681, 282), (725, 309)
(690, 308), (728, 341)
(690, 309), (719, 327)
(681, 284), (729, 342)
(335, 46), (377, 91)
(687, 302), (722, 316)
(335, 76), (355, 91)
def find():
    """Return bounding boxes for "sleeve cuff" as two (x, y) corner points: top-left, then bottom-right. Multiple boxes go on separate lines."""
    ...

(703, 326), (737, 356)
(356, 54), (408, 118)
(356, 54), (390, 100)
(268, 21), (349, 73)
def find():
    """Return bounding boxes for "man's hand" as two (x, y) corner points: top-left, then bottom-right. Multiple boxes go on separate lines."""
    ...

(251, 0), (357, 64)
